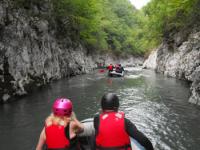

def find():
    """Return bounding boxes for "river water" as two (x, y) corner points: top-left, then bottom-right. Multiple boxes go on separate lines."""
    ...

(0, 68), (200, 150)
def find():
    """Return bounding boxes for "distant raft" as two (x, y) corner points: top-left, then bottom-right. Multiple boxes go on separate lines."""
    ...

(108, 70), (125, 77)
(78, 118), (145, 150)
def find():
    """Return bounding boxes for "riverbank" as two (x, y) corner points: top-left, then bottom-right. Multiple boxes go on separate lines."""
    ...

(143, 31), (200, 105)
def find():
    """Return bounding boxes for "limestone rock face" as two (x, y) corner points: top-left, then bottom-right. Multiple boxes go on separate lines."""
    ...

(143, 49), (157, 70)
(144, 31), (200, 105)
(0, 0), (96, 103)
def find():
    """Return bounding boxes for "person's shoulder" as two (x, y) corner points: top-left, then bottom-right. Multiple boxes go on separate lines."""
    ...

(124, 117), (134, 125)
(94, 113), (100, 130)
(94, 113), (100, 118)
(45, 116), (53, 126)
(94, 113), (101, 122)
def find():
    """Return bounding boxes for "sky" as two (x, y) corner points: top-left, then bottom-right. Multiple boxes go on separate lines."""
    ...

(129, 0), (151, 9)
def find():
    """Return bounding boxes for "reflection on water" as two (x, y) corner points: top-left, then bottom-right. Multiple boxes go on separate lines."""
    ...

(0, 68), (200, 150)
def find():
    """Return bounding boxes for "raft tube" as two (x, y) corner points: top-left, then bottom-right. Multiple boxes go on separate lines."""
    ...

(108, 70), (124, 77)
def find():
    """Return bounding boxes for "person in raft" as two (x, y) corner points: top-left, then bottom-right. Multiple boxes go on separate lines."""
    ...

(115, 64), (124, 73)
(107, 64), (114, 72)
(36, 98), (84, 150)
(94, 93), (154, 150)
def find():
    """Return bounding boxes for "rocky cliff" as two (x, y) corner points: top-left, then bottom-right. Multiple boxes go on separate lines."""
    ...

(0, 0), (142, 103)
(143, 31), (200, 105)
(0, 0), (96, 103)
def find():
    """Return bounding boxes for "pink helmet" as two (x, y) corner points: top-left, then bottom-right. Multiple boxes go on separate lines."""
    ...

(52, 98), (73, 117)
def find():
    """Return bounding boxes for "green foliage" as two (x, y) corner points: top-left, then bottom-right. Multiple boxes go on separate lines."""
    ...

(14, 0), (200, 55)
(138, 0), (200, 51)
(50, 0), (145, 55)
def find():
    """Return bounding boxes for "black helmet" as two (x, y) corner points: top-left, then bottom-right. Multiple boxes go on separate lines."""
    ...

(101, 93), (119, 111)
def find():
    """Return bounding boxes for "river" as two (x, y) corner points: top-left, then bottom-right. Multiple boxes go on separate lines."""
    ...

(0, 68), (200, 150)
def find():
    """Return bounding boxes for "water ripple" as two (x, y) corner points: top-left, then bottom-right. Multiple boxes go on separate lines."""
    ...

(0, 68), (200, 150)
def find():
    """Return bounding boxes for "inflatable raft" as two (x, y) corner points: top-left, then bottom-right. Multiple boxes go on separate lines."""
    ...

(108, 70), (125, 77)
(78, 118), (145, 150)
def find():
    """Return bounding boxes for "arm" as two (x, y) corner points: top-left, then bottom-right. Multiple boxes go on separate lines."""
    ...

(93, 114), (100, 149)
(36, 128), (46, 150)
(70, 112), (84, 134)
(94, 114), (99, 135)
(125, 118), (154, 150)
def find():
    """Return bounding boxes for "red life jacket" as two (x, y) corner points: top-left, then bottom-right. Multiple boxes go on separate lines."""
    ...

(96, 111), (131, 150)
(108, 65), (113, 71)
(45, 124), (70, 149)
